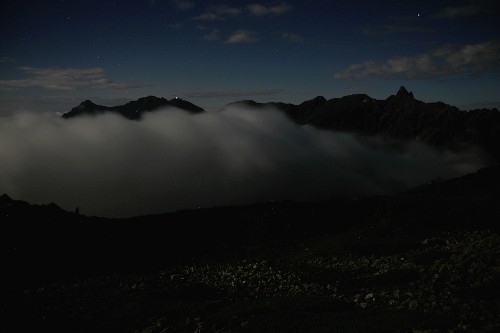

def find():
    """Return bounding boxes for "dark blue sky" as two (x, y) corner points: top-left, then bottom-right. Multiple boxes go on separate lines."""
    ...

(1, 0), (499, 113)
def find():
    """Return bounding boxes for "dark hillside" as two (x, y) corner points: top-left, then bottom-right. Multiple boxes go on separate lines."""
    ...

(2, 167), (500, 332)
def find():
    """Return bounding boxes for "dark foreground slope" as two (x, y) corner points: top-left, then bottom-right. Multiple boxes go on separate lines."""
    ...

(2, 167), (500, 332)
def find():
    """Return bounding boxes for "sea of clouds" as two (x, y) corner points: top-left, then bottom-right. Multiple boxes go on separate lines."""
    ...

(0, 105), (485, 217)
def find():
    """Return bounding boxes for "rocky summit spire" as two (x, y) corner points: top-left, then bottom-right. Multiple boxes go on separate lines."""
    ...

(0, 193), (12, 199)
(80, 99), (97, 107)
(0, 193), (13, 207)
(396, 86), (414, 99)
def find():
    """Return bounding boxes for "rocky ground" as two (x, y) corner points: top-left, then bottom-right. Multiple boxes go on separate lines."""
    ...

(3, 167), (500, 332)
(6, 229), (500, 332)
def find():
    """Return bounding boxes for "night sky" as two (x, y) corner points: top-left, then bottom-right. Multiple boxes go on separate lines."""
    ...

(1, 0), (499, 114)
(1, 0), (498, 217)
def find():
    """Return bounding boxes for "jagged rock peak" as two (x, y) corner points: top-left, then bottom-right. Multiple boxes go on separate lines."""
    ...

(309, 96), (327, 102)
(137, 95), (164, 102)
(396, 86), (414, 99)
(0, 193), (13, 203)
(299, 96), (326, 108)
(75, 100), (100, 110)
(230, 100), (260, 106)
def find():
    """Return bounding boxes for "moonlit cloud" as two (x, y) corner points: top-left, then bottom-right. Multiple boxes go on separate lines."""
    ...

(349, 85), (372, 92)
(183, 89), (283, 98)
(0, 56), (14, 63)
(459, 101), (500, 111)
(334, 40), (500, 80)
(360, 24), (435, 37)
(282, 32), (303, 43)
(225, 30), (258, 44)
(0, 67), (143, 90)
(193, 5), (242, 20)
(203, 29), (220, 41)
(434, 5), (483, 19)
(194, 2), (292, 20)
(169, 0), (194, 10)
(247, 3), (292, 16)
(360, 12), (436, 37)
(0, 107), (484, 217)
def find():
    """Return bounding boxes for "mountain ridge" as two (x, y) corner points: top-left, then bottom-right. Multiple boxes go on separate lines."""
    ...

(226, 86), (500, 161)
(63, 87), (500, 161)
(62, 96), (205, 120)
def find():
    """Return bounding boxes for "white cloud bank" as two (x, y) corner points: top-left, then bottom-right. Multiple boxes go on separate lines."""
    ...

(0, 106), (484, 217)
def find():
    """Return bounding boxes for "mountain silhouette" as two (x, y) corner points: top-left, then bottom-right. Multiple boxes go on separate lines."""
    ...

(63, 88), (500, 161)
(62, 96), (205, 120)
(226, 86), (500, 161)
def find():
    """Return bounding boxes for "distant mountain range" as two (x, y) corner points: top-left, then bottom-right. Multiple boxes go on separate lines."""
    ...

(63, 87), (500, 161)
(227, 86), (500, 160)
(62, 96), (205, 120)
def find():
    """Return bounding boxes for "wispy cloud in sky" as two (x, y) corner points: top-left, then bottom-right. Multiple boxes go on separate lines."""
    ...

(0, 67), (143, 90)
(282, 32), (303, 43)
(360, 24), (435, 37)
(0, 56), (14, 63)
(434, 5), (483, 19)
(360, 13), (435, 37)
(193, 5), (242, 21)
(225, 30), (258, 44)
(203, 29), (220, 41)
(349, 85), (373, 92)
(334, 40), (500, 80)
(193, 2), (292, 21)
(247, 3), (292, 16)
(183, 88), (282, 98)
(169, 0), (194, 11)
